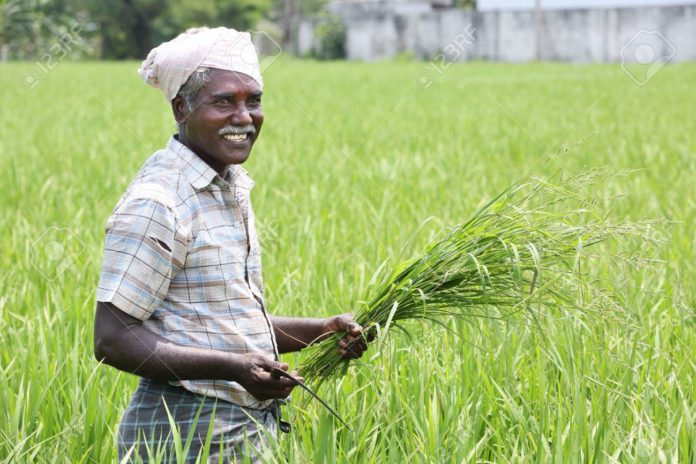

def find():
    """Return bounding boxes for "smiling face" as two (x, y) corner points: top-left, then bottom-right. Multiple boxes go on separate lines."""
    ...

(172, 69), (264, 173)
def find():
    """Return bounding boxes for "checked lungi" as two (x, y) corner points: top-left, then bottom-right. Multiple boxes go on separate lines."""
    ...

(117, 378), (278, 463)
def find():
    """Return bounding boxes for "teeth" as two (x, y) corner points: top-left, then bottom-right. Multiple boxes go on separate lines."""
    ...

(222, 133), (247, 141)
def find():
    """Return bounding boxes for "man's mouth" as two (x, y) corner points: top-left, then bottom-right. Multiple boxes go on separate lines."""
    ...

(219, 125), (255, 144)
(222, 133), (249, 142)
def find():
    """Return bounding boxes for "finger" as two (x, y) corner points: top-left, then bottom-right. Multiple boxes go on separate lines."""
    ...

(268, 362), (289, 376)
(261, 386), (293, 400)
(332, 313), (361, 334)
(346, 321), (363, 336)
(276, 362), (289, 372)
(346, 335), (367, 349)
(287, 371), (305, 384)
(340, 348), (361, 359)
(269, 361), (288, 379)
(339, 333), (361, 344)
(340, 339), (366, 359)
(289, 371), (305, 383)
(338, 341), (361, 357)
(260, 371), (295, 387)
(355, 338), (368, 351)
(277, 374), (295, 385)
(338, 314), (362, 335)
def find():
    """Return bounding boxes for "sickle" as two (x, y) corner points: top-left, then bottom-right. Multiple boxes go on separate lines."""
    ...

(271, 367), (351, 431)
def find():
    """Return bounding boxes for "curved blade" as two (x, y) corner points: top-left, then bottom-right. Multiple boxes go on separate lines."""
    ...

(271, 367), (351, 431)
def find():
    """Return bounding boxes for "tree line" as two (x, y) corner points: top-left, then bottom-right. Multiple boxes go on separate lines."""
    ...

(0, 0), (327, 60)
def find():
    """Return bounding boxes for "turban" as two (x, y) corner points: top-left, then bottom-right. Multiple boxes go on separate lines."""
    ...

(138, 27), (263, 102)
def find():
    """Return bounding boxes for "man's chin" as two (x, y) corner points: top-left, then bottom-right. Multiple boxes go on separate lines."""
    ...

(223, 150), (252, 165)
(217, 141), (253, 164)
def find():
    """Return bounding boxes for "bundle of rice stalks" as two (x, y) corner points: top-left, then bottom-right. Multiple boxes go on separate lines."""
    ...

(299, 169), (658, 383)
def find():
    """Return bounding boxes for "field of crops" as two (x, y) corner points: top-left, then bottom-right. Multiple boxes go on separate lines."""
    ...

(1, 59), (695, 462)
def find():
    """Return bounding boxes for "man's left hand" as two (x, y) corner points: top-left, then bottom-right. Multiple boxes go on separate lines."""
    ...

(323, 313), (373, 359)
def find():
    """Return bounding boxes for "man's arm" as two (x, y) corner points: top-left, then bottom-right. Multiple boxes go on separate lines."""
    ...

(270, 313), (369, 358)
(94, 301), (299, 400)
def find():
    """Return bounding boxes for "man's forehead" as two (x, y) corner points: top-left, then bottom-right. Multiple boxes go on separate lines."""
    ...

(204, 69), (261, 95)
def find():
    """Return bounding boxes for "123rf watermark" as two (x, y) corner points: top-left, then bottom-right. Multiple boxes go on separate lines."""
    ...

(221, 29), (283, 75)
(620, 30), (675, 86)
(30, 226), (85, 281)
(249, 30), (283, 72)
(24, 23), (85, 91)
(417, 24), (476, 90)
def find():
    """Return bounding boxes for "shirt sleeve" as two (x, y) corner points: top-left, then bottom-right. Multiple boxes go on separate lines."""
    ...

(97, 195), (185, 320)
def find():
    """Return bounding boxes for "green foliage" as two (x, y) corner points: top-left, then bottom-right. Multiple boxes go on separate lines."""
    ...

(453, 0), (476, 9)
(300, 170), (660, 382)
(89, 0), (273, 59)
(297, 0), (329, 16)
(0, 0), (91, 59)
(1, 0), (274, 60)
(166, 0), (273, 33)
(311, 14), (345, 60)
(83, 0), (163, 59)
(1, 60), (695, 461)
(392, 50), (417, 62)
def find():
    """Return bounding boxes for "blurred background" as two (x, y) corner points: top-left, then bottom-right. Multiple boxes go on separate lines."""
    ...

(2, 0), (695, 66)
(2, 1), (695, 462)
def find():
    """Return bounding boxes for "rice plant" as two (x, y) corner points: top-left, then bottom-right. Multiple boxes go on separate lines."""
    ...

(299, 170), (659, 382)
(1, 60), (694, 462)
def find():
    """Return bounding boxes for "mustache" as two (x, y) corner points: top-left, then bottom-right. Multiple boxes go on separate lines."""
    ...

(218, 125), (256, 136)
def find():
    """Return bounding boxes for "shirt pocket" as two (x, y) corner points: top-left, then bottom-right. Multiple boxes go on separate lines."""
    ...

(189, 225), (249, 294)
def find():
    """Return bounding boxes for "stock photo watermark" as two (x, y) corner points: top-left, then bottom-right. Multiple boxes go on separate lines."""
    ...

(30, 226), (85, 281)
(24, 22), (85, 91)
(620, 29), (675, 86)
(249, 30), (284, 72)
(214, 29), (282, 92)
(416, 24), (476, 90)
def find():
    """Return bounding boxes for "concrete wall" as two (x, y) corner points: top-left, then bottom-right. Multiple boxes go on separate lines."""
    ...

(296, 4), (696, 63)
(478, 0), (696, 10)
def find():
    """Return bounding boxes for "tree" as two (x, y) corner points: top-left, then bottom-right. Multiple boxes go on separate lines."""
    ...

(163, 0), (274, 42)
(454, 0), (476, 8)
(0, 0), (88, 60)
(81, 0), (164, 59)
(1, 0), (277, 60)
(270, 0), (329, 49)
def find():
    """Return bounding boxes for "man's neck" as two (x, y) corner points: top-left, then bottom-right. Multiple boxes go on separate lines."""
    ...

(174, 133), (226, 176)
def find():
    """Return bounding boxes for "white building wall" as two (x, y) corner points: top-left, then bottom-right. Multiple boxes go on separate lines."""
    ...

(306, 3), (696, 62)
(478, 0), (696, 10)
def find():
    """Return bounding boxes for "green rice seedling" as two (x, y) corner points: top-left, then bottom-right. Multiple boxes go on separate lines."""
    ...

(2, 60), (694, 461)
(299, 170), (658, 383)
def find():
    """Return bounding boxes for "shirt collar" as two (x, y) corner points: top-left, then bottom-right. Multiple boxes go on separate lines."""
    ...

(167, 136), (255, 191)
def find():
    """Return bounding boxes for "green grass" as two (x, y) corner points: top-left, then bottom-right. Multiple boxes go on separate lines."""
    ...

(1, 59), (694, 463)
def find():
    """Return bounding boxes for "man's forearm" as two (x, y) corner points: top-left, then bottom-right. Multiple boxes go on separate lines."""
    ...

(95, 302), (239, 382)
(270, 315), (331, 354)
(99, 328), (235, 382)
(95, 303), (301, 401)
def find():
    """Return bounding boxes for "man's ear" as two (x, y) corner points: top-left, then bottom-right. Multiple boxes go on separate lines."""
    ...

(171, 95), (189, 124)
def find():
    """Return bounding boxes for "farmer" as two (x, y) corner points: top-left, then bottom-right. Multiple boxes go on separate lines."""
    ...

(93, 27), (369, 462)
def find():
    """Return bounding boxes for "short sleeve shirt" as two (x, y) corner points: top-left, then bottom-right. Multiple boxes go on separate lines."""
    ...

(97, 136), (278, 409)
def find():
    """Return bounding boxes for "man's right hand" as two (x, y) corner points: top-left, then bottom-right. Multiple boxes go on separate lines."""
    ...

(94, 302), (302, 401)
(231, 353), (302, 401)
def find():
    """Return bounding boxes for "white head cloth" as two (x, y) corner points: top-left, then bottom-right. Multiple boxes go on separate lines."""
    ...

(138, 27), (263, 101)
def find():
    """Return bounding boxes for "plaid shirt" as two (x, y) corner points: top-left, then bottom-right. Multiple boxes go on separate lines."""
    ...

(97, 136), (279, 409)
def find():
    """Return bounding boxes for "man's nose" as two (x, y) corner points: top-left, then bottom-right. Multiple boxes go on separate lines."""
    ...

(230, 102), (253, 126)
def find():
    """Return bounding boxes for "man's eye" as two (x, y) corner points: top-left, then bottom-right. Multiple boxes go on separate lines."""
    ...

(248, 97), (261, 107)
(215, 98), (231, 105)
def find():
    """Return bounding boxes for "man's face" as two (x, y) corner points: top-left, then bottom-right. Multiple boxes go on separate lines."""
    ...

(174, 69), (264, 172)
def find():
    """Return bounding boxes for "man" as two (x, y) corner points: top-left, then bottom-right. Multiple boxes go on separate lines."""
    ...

(93, 27), (369, 463)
